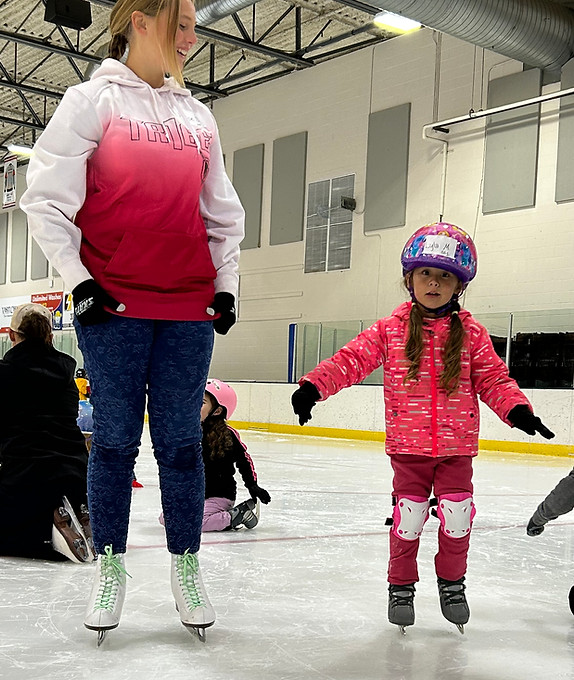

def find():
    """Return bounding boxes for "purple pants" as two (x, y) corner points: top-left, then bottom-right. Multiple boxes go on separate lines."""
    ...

(202, 497), (234, 532)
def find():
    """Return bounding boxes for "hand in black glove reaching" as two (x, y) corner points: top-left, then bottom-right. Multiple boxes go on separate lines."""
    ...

(507, 404), (555, 439)
(72, 279), (125, 326)
(291, 381), (321, 426)
(526, 517), (545, 536)
(208, 292), (236, 335)
(248, 483), (271, 504)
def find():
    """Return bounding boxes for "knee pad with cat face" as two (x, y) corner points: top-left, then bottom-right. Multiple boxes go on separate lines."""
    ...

(391, 495), (430, 541)
(436, 493), (476, 538)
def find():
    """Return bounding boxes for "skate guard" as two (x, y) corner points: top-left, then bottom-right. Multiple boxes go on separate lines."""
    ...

(392, 496), (429, 540)
(436, 493), (476, 538)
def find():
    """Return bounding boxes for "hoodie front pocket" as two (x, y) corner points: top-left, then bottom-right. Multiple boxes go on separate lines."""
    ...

(103, 230), (216, 293)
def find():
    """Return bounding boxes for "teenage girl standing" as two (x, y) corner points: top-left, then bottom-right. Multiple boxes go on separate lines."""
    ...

(20, 0), (244, 642)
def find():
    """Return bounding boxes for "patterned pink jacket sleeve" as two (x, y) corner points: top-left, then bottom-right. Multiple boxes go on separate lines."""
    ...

(468, 320), (531, 423)
(300, 319), (388, 399)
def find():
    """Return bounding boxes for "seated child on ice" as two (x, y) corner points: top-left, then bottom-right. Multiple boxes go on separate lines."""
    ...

(160, 380), (271, 531)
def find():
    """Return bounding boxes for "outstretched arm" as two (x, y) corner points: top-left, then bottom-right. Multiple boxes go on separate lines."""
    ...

(527, 467), (574, 536)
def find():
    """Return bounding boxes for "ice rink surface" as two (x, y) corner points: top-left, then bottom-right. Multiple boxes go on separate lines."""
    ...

(1, 427), (574, 680)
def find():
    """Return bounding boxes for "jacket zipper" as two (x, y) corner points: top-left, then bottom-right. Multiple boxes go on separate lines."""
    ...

(429, 330), (438, 457)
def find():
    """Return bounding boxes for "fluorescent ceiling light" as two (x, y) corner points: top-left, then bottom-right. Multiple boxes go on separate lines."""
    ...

(7, 144), (34, 157)
(373, 11), (421, 33)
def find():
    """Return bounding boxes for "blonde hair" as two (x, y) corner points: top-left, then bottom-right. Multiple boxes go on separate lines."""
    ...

(109, 0), (185, 86)
(403, 275), (466, 396)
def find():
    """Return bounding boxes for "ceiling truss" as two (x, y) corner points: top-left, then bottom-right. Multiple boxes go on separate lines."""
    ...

(0, 0), (389, 152)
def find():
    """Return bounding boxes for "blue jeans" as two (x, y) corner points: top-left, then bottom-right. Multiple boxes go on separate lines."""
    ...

(75, 316), (213, 555)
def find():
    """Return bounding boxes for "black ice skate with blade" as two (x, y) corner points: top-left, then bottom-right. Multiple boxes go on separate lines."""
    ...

(437, 576), (469, 634)
(229, 498), (259, 530)
(388, 583), (415, 635)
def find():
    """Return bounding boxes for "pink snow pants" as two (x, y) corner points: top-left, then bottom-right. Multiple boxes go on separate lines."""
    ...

(388, 454), (474, 585)
(202, 497), (234, 532)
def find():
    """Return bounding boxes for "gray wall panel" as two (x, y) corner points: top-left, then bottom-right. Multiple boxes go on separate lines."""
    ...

(270, 132), (307, 246)
(483, 69), (541, 214)
(10, 210), (27, 283)
(0, 213), (7, 285)
(233, 144), (264, 250)
(555, 59), (574, 203)
(31, 237), (49, 280)
(364, 103), (411, 232)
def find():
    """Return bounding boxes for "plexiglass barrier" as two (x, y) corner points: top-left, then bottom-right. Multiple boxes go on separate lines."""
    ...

(290, 308), (574, 389)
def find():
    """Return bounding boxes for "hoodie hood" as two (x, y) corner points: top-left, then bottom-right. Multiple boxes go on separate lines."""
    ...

(90, 58), (191, 97)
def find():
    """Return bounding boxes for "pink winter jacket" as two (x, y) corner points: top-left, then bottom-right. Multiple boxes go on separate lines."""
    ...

(300, 302), (530, 458)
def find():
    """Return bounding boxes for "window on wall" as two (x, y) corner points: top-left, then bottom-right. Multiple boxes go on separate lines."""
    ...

(305, 174), (354, 273)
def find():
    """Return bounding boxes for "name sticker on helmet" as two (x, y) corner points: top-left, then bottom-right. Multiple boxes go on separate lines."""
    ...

(423, 235), (457, 259)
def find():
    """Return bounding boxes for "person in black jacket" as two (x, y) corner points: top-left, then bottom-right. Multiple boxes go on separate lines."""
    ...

(159, 379), (271, 531)
(0, 303), (93, 562)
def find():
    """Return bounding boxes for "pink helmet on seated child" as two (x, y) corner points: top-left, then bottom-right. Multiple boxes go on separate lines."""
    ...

(205, 379), (237, 419)
(401, 222), (478, 285)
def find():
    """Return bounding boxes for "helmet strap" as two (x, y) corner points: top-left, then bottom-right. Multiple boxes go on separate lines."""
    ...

(410, 289), (460, 317)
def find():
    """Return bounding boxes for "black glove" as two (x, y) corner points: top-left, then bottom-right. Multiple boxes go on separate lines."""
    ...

(507, 405), (555, 439)
(248, 483), (271, 504)
(526, 517), (545, 536)
(72, 279), (124, 326)
(291, 381), (320, 426)
(208, 292), (236, 335)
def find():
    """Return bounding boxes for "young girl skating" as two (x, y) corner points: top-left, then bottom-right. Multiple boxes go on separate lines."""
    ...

(291, 222), (554, 634)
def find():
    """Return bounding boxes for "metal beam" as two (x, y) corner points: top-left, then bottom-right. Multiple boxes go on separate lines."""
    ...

(0, 29), (225, 98)
(0, 62), (43, 127)
(195, 25), (314, 67)
(0, 115), (45, 131)
(330, 0), (381, 13)
(0, 29), (101, 63)
(0, 78), (63, 100)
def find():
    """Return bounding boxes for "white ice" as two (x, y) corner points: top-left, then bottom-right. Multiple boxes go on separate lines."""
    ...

(1, 427), (574, 680)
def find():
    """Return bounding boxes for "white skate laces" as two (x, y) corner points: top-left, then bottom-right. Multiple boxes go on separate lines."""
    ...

(92, 546), (130, 614)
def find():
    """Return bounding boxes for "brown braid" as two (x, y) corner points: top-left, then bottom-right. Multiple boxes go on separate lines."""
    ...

(440, 305), (465, 395)
(404, 302), (424, 385)
(403, 276), (465, 395)
(108, 33), (128, 60)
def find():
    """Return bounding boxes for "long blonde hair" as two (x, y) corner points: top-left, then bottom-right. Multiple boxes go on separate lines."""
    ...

(109, 0), (185, 86)
(403, 275), (466, 396)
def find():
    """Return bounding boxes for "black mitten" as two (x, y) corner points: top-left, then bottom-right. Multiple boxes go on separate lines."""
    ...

(209, 292), (236, 335)
(291, 382), (321, 426)
(248, 484), (271, 504)
(507, 405), (555, 439)
(72, 279), (124, 326)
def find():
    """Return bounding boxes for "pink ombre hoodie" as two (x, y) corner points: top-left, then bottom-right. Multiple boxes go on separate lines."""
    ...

(20, 59), (244, 321)
(301, 302), (530, 458)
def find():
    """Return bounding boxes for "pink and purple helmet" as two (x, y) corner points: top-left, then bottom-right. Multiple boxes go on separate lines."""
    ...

(401, 222), (478, 285)
(205, 379), (237, 419)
